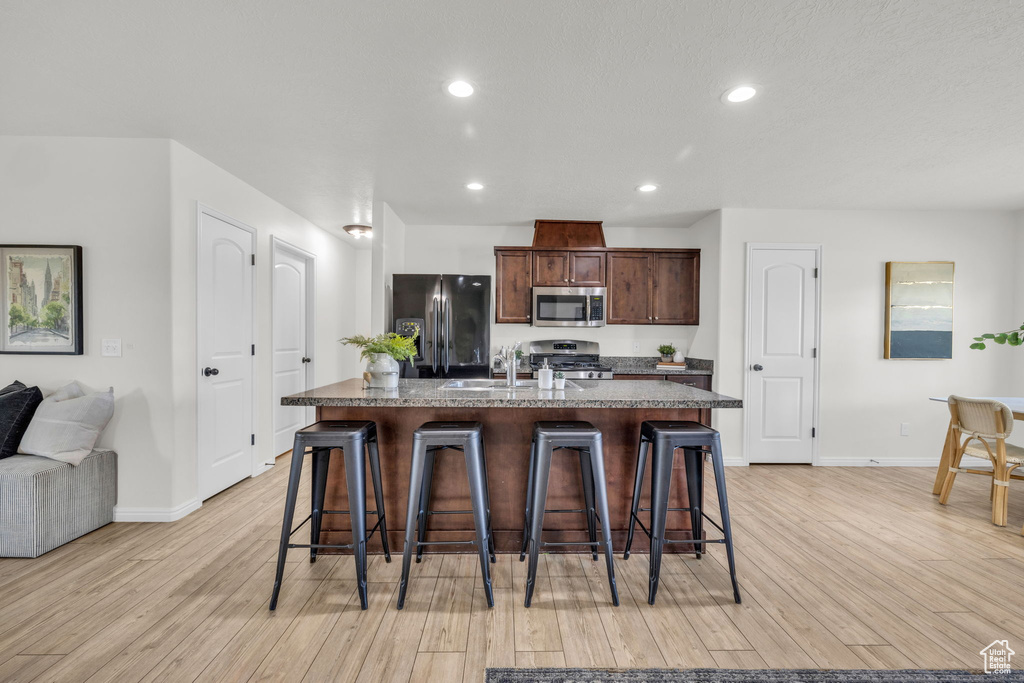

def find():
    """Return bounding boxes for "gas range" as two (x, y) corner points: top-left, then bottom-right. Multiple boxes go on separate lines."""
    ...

(527, 339), (614, 380)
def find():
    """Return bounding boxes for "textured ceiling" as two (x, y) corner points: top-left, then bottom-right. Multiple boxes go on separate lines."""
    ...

(2, 0), (1024, 233)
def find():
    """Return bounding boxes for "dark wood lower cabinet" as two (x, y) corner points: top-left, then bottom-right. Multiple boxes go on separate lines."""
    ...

(615, 374), (713, 425)
(315, 405), (704, 555)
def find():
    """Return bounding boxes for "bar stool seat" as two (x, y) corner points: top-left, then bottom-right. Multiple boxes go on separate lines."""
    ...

(624, 420), (740, 605)
(521, 421), (619, 608)
(398, 421), (495, 609)
(270, 421), (390, 611)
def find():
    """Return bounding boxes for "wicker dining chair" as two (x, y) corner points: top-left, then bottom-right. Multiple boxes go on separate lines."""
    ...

(938, 396), (1024, 532)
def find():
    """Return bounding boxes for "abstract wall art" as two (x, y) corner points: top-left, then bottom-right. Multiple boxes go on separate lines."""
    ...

(884, 261), (954, 360)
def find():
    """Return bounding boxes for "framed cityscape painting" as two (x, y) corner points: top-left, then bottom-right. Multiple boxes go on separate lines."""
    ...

(884, 261), (954, 360)
(1, 245), (83, 355)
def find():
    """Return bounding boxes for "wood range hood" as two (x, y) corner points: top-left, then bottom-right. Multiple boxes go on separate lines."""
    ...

(530, 219), (606, 248)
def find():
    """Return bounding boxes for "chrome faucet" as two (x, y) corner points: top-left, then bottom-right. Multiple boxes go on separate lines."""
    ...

(493, 342), (522, 389)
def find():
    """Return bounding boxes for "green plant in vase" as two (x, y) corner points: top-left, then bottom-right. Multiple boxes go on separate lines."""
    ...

(553, 370), (566, 389)
(340, 329), (418, 388)
(658, 344), (676, 362)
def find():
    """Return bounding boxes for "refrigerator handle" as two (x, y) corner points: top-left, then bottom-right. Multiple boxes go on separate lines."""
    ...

(431, 296), (440, 373)
(443, 297), (451, 373)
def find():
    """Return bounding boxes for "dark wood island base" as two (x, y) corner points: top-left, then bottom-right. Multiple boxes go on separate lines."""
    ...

(315, 405), (707, 554)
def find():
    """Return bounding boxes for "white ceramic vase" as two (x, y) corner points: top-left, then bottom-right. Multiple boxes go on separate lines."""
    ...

(673, 350), (685, 363)
(365, 353), (400, 388)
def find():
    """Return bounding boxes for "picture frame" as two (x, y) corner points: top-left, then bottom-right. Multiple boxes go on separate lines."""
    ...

(884, 261), (954, 360)
(1, 244), (84, 355)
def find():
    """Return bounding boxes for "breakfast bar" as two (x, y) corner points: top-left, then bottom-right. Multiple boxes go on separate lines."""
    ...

(282, 377), (741, 555)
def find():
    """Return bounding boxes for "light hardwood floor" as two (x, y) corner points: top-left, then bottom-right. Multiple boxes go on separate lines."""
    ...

(2, 459), (1023, 681)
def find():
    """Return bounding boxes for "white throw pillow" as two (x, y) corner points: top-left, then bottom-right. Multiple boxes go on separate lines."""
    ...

(18, 382), (115, 466)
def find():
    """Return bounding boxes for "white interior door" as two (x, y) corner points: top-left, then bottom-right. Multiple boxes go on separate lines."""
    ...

(745, 245), (820, 464)
(272, 240), (315, 457)
(197, 207), (255, 500)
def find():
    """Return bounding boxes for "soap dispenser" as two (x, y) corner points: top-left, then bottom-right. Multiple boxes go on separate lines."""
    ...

(538, 359), (554, 390)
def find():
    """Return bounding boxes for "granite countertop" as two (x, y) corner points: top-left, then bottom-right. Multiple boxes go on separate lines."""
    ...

(282, 378), (741, 410)
(603, 356), (713, 376)
(492, 356), (714, 376)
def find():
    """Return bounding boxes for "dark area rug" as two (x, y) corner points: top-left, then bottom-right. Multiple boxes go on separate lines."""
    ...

(486, 669), (1024, 683)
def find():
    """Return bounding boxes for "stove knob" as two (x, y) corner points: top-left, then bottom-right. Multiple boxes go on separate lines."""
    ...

(597, 372), (603, 378)
(588, 371), (595, 378)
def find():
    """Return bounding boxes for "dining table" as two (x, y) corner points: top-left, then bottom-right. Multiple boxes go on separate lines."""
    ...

(929, 396), (1024, 494)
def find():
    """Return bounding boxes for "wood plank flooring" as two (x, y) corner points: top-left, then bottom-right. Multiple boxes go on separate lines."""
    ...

(2, 459), (1023, 681)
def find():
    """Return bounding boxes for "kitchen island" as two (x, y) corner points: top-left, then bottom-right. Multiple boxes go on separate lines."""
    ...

(282, 378), (741, 554)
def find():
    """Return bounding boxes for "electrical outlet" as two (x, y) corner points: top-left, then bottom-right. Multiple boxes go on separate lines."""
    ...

(900, 422), (910, 436)
(632, 342), (641, 353)
(101, 339), (122, 357)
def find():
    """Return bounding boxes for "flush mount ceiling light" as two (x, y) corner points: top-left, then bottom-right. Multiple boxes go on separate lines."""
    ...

(636, 184), (658, 192)
(722, 84), (758, 103)
(446, 80), (475, 97)
(343, 224), (372, 239)
(466, 182), (484, 190)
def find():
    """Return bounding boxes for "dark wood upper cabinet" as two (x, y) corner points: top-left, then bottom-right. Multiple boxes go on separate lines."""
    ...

(494, 249), (532, 323)
(532, 251), (570, 286)
(607, 252), (653, 324)
(652, 251), (700, 324)
(569, 252), (606, 286)
(495, 242), (698, 326)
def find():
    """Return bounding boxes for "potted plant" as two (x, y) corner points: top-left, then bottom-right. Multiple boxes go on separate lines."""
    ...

(553, 370), (566, 390)
(340, 329), (418, 388)
(658, 344), (676, 362)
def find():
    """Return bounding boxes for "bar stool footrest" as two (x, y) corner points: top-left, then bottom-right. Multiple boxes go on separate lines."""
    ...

(413, 540), (478, 547)
(541, 540), (608, 547)
(288, 542), (355, 550)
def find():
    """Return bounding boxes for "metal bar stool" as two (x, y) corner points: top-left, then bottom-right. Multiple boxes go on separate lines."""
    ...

(270, 421), (390, 611)
(521, 421), (619, 608)
(397, 421), (495, 609)
(623, 420), (740, 605)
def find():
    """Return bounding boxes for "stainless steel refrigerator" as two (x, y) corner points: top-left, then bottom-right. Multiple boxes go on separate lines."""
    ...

(392, 274), (491, 379)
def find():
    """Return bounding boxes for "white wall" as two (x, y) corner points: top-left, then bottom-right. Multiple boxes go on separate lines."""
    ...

(715, 208), (1021, 466)
(0, 137), (178, 508)
(169, 141), (365, 512)
(0, 136), (365, 519)
(401, 223), (709, 357)
(370, 201), (406, 334)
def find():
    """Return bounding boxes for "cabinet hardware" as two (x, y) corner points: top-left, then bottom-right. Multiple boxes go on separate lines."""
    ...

(655, 316), (659, 320)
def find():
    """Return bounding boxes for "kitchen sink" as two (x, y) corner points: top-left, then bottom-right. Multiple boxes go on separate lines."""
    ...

(440, 379), (583, 391)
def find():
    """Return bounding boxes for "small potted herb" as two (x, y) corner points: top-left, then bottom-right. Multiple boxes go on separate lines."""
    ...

(553, 370), (566, 390)
(658, 344), (676, 362)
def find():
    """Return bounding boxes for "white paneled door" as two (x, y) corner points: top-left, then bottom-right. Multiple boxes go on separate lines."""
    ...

(272, 240), (314, 457)
(745, 245), (820, 464)
(197, 207), (255, 500)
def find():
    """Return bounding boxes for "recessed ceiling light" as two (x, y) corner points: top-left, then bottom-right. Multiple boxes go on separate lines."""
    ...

(343, 224), (372, 239)
(446, 80), (475, 97)
(466, 182), (484, 190)
(636, 184), (658, 192)
(722, 85), (758, 103)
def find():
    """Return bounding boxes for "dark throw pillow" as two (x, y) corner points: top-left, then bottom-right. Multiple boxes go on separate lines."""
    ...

(0, 381), (44, 459)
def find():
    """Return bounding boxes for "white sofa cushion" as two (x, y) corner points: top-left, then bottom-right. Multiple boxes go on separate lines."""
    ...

(18, 382), (114, 466)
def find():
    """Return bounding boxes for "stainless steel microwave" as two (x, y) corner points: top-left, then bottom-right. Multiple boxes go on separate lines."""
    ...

(532, 287), (606, 327)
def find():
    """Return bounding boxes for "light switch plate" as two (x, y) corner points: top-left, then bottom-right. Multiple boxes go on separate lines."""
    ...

(101, 338), (122, 357)
(632, 342), (641, 353)
(900, 422), (910, 436)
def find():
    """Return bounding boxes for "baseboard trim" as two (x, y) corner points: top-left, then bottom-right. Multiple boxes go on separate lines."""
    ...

(114, 498), (201, 522)
(815, 458), (941, 467)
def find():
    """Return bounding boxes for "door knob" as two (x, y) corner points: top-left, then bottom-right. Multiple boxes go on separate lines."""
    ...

(301, 357), (311, 363)
(751, 364), (763, 371)
(203, 367), (219, 377)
